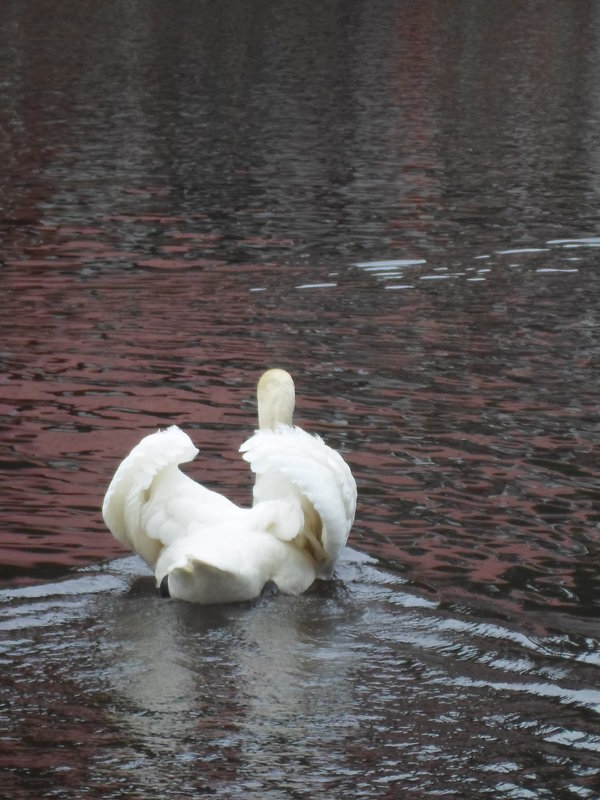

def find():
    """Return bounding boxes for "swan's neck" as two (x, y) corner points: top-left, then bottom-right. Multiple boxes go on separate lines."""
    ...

(257, 369), (295, 430)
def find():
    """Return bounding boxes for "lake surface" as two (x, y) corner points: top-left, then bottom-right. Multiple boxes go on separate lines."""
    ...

(1, 1), (600, 797)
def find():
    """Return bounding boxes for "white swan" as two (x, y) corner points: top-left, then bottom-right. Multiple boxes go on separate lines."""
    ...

(101, 369), (357, 604)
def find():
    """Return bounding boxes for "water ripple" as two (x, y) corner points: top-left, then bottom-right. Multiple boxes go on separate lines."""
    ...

(1, 551), (599, 798)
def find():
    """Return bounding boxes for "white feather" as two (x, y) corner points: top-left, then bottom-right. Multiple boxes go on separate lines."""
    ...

(240, 425), (356, 576)
(101, 370), (357, 603)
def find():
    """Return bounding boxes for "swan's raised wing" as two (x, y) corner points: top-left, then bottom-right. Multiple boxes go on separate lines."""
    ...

(102, 426), (237, 566)
(239, 426), (357, 574)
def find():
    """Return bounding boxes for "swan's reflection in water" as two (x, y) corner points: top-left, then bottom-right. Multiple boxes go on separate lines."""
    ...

(232, 586), (364, 791)
(103, 555), (368, 795)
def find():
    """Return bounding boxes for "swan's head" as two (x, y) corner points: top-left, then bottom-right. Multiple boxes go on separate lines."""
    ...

(257, 369), (295, 430)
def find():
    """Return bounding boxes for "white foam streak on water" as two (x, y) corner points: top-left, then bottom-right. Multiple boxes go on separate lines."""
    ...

(547, 238), (600, 247)
(536, 268), (579, 273)
(355, 259), (428, 269)
(354, 240), (592, 291)
(496, 248), (550, 255)
(295, 282), (338, 289)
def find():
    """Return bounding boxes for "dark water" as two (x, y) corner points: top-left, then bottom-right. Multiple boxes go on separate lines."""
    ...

(2, 1), (600, 797)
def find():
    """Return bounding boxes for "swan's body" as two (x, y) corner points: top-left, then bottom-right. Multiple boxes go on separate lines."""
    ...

(101, 369), (356, 604)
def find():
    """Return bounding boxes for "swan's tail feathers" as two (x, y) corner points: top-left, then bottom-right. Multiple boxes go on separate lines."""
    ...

(240, 426), (357, 574)
(155, 542), (259, 605)
(159, 561), (252, 605)
(154, 527), (315, 604)
(102, 426), (198, 564)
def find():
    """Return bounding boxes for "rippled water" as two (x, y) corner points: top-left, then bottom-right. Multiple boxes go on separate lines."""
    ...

(2, 1), (600, 797)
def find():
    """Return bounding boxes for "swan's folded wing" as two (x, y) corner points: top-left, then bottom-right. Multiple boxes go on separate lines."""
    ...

(240, 426), (357, 569)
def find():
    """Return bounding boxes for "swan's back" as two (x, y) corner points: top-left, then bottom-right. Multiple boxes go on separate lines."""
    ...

(240, 425), (356, 576)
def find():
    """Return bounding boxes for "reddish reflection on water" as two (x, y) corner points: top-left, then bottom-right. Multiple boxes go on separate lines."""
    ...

(0, 3), (600, 644)
(2, 214), (600, 623)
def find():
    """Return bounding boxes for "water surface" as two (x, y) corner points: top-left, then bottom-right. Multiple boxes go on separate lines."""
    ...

(1, 2), (600, 797)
